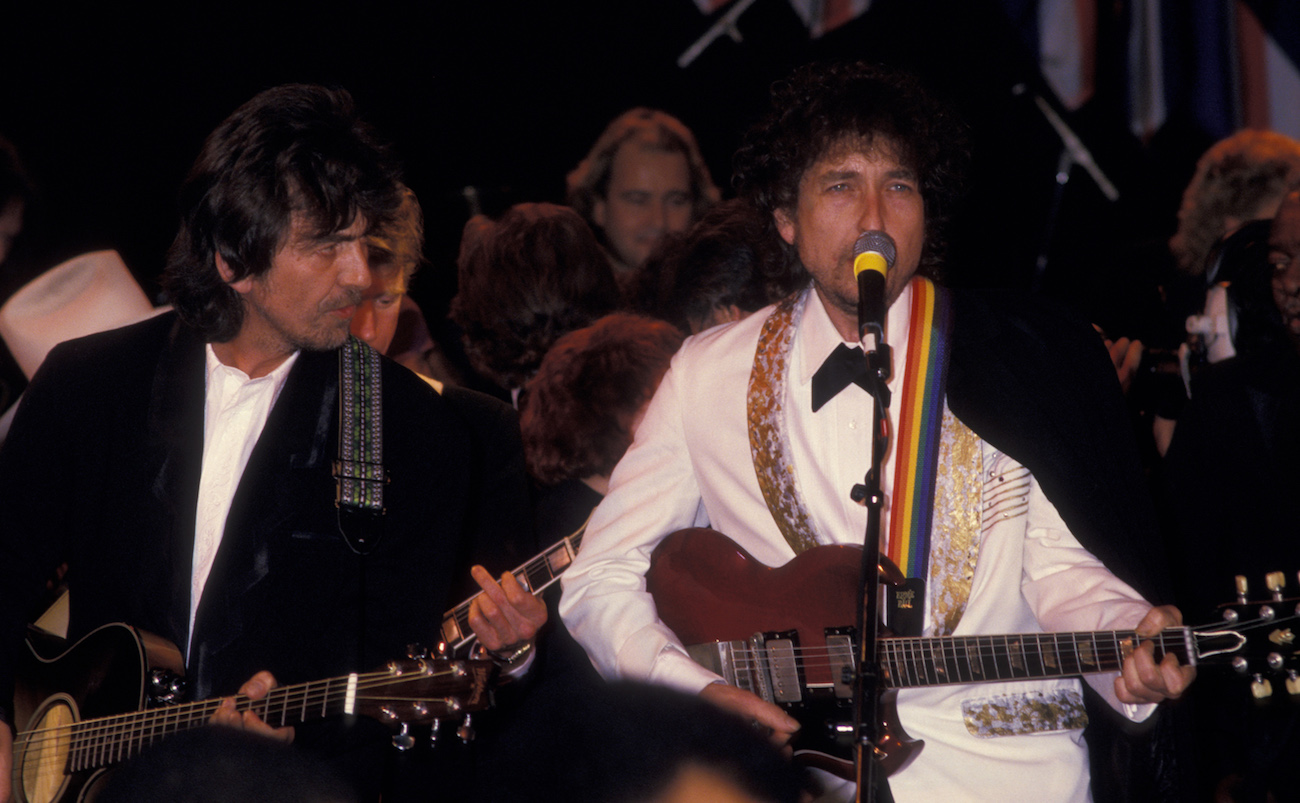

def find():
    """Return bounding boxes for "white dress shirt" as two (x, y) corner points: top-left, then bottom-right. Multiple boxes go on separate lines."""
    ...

(190, 345), (298, 657)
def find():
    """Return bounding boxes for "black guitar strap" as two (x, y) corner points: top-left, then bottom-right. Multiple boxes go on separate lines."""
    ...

(334, 336), (386, 554)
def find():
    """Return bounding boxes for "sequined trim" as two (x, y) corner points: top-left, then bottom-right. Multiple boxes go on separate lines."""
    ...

(748, 291), (821, 554)
(961, 688), (1089, 737)
(927, 406), (982, 636)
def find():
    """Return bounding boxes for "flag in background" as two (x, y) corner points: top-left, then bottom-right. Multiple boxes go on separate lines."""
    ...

(785, 0), (874, 37)
(1038, 0), (1098, 110)
(1126, 0), (1166, 140)
(691, 0), (872, 38)
(1238, 0), (1300, 139)
(1011, 0), (1299, 142)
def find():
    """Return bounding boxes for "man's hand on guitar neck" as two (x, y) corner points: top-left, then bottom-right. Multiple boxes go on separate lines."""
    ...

(467, 565), (548, 663)
(700, 682), (801, 748)
(209, 671), (294, 744)
(1115, 605), (1198, 705)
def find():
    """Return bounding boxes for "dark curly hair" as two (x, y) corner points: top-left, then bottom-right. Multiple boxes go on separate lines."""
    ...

(520, 313), (684, 486)
(450, 203), (621, 391)
(162, 84), (403, 342)
(732, 61), (970, 284)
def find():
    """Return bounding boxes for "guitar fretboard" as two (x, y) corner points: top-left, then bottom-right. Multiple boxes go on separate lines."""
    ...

(879, 628), (1191, 688)
(47, 673), (356, 773)
(440, 530), (584, 651)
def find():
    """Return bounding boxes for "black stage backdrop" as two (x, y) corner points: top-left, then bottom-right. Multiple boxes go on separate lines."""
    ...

(0, 0), (1225, 341)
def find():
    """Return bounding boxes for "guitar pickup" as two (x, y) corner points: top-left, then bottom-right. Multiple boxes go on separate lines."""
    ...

(762, 633), (801, 704)
(826, 629), (855, 700)
(685, 630), (804, 704)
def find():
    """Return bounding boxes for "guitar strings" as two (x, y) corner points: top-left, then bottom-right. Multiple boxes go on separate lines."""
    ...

(14, 665), (475, 762)
(711, 616), (1297, 686)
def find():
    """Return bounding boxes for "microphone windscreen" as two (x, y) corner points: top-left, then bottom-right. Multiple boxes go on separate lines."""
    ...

(852, 231), (897, 277)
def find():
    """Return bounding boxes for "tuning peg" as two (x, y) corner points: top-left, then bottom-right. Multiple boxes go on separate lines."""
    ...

(392, 722), (415, 752)
(429, 718), (442, 747)
(457, 714), (475, 744)
(1286, 671), (1300, 697)
(1236, 575), (1249, 603)
(1251, 674), (1274, 699)
(1266, 572), (1287, 600)
(406, 643), (429, 660)
(435, 641), (451, 657)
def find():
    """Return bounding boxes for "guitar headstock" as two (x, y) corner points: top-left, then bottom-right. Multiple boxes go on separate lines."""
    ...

(1205, 571), (1300, 700)
(348, 656), (496, 729)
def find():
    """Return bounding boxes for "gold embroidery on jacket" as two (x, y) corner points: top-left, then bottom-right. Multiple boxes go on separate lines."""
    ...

(927, 406), (982, 636)
(961, 688), (1089, 737)
(748, 291), (820, 555)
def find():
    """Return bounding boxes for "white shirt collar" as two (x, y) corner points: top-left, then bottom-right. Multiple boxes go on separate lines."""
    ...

(204, 343), (300, 395)
(793, 280), (914, 389)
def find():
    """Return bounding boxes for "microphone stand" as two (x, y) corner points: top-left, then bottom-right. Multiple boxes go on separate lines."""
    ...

(1012, 84), (1119, 292)
(850, 334), (892, 803)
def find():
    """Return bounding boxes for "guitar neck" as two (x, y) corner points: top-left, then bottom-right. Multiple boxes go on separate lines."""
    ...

(440, 530), (584, 652)
(55, 672), (370, 774)
(880, 627), (1192, 688)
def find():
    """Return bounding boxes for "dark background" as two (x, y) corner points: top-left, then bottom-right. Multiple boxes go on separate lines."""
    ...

(0, 0), (1235, 343)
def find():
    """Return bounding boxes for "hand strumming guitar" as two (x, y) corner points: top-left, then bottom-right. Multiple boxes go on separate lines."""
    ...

(700, 682), (801, 748)
(209, 671), (294, 743)
(1115, 605), (1198, 704)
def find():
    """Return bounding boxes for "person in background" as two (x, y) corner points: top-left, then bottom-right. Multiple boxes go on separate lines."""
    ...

(448, 202), (620, 405)
(628, 198), (803, 334)
(490, 681), (805, 803)
(0, 136), (29, 271)
(520, 311), (684, 545)
(350, 184), (461, 386)
(1161, 188), (1300, 803)
(0, 135), (35, 416)
(567, 108), (719, 290)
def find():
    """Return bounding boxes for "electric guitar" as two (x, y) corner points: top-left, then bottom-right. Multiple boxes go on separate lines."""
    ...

(645, 528), (1300, 780)
(11, 623), (493, 803)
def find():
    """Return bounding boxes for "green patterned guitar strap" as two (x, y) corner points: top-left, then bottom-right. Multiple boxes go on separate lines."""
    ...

(335, 335), (386, 554)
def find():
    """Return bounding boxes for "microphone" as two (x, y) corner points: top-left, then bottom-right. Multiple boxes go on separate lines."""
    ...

(854, 230), (896, 351)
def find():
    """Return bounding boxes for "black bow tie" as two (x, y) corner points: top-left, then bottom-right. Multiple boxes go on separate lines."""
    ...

(811, 343), (869, 412)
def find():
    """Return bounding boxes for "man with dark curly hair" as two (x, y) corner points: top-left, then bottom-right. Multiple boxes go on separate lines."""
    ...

(561, 62), (1193, 802)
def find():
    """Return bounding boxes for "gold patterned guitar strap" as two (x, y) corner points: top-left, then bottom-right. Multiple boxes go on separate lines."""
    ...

(748, 291), (820, 555)
(335, 335), (386, 554)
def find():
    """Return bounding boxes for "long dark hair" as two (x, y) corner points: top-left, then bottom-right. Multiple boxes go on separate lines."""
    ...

(162, 84), (403, 342)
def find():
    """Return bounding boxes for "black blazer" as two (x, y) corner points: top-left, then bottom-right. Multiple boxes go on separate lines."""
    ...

(0, 312), (532, 707)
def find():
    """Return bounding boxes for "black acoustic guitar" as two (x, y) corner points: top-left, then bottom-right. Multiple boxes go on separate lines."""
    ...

(11, 623), (493, 803)
(645, 528), (1300, 780)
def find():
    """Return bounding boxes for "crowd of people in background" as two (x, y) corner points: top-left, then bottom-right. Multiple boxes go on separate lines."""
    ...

(0, 57), (1298, 803)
